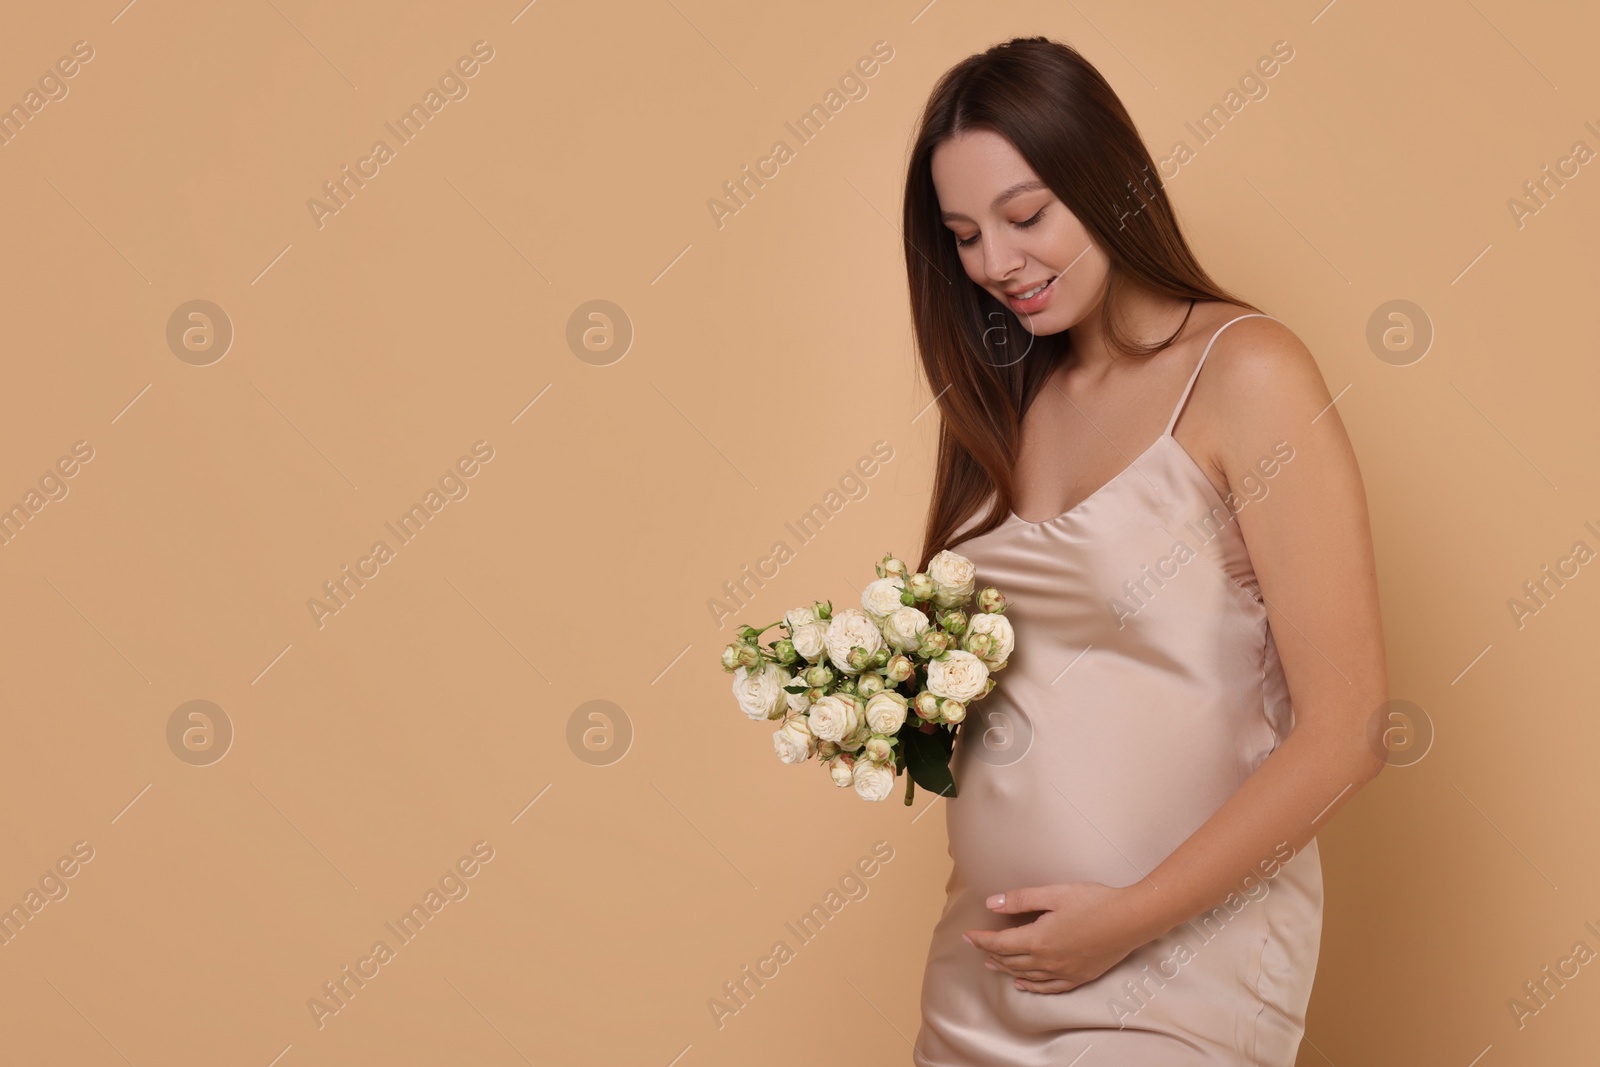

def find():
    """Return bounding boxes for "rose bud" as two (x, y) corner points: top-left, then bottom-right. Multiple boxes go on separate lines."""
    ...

(941, 609), (968, 636)
(919, 631), (952, 655)
(940, 699), (967, 724)
(885, 654), (915, 683)
(856, 672), (885, 698)
(814, 599), (832, 621)
(817, 739), (841, 760)
(721, 644), (742, 671)
(803, 664), (834, 688)
(978, 586), (1008, 613)
(863, 735), (895, 764)
(772, 638), (798, 664)
(914, 690), (941, 720)
(965, 632), (993, 660)
(907, 572), (937, 602)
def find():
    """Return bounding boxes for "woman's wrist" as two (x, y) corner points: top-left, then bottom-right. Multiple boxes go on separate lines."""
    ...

(1118, 877), (1183, 945)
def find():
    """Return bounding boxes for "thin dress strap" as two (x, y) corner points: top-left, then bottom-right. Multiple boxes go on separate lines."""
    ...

(1164, 312), (1277, 436)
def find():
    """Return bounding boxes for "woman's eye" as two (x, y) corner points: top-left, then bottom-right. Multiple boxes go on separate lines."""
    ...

(953, 206), (1047, 249)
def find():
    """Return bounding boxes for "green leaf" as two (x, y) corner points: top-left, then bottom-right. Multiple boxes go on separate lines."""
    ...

(899, 721), (958, 798)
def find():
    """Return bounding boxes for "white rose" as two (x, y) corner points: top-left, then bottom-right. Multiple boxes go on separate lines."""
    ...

(824, 609), (885, 674)
(791, 621), (828, 662)
(865, 691), (908, 735)
(773, 714), (817, 764)
(965, 612), (1015, 668)
(785, 683), (813, 714)
(927, 549), (977, 609)
(882, 606), (931, 652)
(807, 693), (863, 744)
(732, 661), (787, 721)
(852, 758), (896, 802)
(827, 756), (854, 787)
(925, 649), (990, 703)
(860, 577), (906, 622)
(785, 605), (818, 630)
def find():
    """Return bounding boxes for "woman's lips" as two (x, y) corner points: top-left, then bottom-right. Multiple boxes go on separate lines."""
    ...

(1006, 276), (1056, 315)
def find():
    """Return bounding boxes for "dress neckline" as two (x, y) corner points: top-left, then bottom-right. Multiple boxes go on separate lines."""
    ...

(1006, 432), (1237, 526)
(1008, 432), (1173, 525)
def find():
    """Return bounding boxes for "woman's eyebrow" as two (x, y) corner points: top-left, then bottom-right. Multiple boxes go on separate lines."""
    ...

(940, 179), (1049, 223)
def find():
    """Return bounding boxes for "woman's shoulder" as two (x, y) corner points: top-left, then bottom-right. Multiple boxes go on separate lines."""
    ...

(1193, 304), (1324, 408)
(1189, 303), (1335, 450)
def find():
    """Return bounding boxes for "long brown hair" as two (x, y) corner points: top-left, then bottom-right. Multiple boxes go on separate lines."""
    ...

(905, 36), (1257, 572)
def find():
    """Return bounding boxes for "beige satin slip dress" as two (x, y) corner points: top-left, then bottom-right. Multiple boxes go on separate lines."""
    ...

(914, 313), (1324, 1066)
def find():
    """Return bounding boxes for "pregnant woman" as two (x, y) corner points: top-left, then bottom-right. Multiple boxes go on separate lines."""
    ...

(905, 38), (1388, 1065)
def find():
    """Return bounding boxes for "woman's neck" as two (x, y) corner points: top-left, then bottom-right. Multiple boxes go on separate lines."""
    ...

(1064, 290), (1200, 379)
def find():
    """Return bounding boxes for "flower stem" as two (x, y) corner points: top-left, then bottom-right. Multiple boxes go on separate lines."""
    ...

(903, 771), (915, 806)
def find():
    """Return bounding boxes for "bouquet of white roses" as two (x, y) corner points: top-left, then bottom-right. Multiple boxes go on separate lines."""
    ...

(721, 549), (1015, 804)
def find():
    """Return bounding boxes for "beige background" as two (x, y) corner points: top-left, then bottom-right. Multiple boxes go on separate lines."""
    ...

(1, 0), (1596, 1063)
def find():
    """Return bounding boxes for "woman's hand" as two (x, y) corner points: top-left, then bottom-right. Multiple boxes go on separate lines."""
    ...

(962, 881), (1155, 993)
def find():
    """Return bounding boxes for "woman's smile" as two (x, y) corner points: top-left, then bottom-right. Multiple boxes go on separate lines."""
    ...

(1004, 274), (1058, 315)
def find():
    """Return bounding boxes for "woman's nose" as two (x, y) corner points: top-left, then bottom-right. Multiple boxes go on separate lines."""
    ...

(982, 235), (1024, 285)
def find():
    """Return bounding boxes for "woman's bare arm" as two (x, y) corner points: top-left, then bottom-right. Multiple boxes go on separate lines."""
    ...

(1123, 316), (1390, 941)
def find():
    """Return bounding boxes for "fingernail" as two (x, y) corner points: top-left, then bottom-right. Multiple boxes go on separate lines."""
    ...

(961, 933), (973, 945)
(984, 960), (997, 970)
(986, 893), (1004, 909)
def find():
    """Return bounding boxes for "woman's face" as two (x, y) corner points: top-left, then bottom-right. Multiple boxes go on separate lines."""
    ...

(930, 128), (1108, 337)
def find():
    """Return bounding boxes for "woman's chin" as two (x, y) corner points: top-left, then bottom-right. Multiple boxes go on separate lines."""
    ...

(1015, 310), (1071, 337)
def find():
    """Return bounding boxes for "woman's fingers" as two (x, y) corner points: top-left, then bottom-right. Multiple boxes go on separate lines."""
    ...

(985, 952), (1036, 968)
(1014, 978), (1076, 993)
(985, 958), (1055, 981)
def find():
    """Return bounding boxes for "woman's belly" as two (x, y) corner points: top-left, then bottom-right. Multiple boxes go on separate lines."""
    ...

(943, 674), (1274, 900)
